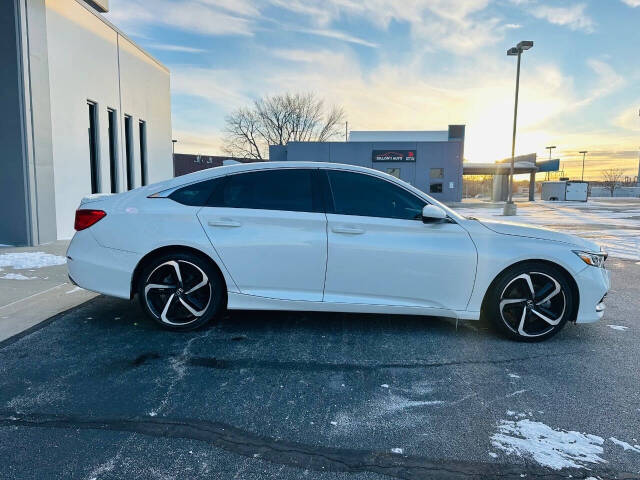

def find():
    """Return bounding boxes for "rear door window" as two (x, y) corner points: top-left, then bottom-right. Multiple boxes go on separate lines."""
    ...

(208, 169), (319, 213)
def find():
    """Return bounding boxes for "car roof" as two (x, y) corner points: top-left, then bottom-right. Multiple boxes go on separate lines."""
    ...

(152, 161), (388, 190)
(187, 161), (379, 178)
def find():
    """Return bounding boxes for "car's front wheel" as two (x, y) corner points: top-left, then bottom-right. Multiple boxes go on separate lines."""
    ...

(137, 251), (225, 331)
(483, 262), (576, 341)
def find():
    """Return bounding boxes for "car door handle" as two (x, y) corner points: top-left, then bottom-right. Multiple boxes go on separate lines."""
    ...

(208, 219), (241, 228)
(332, 226), (365, 235)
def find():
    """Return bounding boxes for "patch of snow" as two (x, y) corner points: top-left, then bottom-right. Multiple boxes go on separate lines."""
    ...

(607, 325), (629, 331)
(380, 394), (445, 413)
(491, 418), (606, 470)
(391, 448), (403, 454)
(508, 373), (521, 379)
(380, 384), (390, 388)
(609, 437), (640, 453)
(330, 421), (337, 426)
(488, 452), (498, 458)
(148, 330), (211, 417)
(65, 286), (84, 294)
(1, 273), (35, 280)
(87, 457), (117, 480)
(507, 389), (527, 397)
(0, 252), (66, 269)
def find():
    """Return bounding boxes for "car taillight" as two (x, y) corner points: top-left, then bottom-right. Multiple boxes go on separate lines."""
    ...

(74, 209), (106, 231)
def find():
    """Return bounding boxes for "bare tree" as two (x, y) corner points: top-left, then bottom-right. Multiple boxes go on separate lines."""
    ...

(224, 93), (346, 160)
(601, 168), (625, 196)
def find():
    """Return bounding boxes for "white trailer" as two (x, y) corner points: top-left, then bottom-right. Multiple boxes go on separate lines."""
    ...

(565, 181), (588, 201)
(541, 181), (567, 201)
(541, 181), (588, 201)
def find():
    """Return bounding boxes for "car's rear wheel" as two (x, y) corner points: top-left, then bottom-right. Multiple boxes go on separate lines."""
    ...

(137, 251), (225, 331)
(483, 262), (576, 341)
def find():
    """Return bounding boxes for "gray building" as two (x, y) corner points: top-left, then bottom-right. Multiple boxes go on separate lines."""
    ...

(1, 0), (172, 246)
(269, 125), (465, 203)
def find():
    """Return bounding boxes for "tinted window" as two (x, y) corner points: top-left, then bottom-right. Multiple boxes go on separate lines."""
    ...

(209, 169), (316, 213)
(430, 183), (443, 193)
(169, 178), (225, 206)
(327, 170), (426, 220)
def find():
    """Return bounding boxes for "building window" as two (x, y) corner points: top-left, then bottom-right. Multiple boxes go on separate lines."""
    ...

(386, 168), (401, 179)
(139, 120), (148, 185)
(124, 115), (134, 190)
(430, 183), (443, 193)
(430, 168), (444, 179)
(87, 101), (99, 194)
(107, 108), (118, 193)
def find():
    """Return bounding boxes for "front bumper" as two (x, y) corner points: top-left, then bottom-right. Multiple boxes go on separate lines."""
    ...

(574, 265), (610, 323)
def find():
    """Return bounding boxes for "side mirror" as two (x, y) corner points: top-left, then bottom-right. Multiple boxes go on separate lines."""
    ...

(422, 204), (447, 223)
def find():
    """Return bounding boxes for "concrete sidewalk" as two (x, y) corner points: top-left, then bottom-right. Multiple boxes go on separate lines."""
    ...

(0, 240), (97, 342)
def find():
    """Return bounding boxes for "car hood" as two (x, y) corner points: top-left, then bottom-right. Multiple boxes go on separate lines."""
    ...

(476, 219), (601, 252)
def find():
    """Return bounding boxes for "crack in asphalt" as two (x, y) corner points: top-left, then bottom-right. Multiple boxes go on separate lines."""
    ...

(0, 412), (634, 480)
(125, 350), (585, 372)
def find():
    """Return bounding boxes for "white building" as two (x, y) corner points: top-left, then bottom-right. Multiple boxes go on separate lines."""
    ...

(1, 0), (172, 245)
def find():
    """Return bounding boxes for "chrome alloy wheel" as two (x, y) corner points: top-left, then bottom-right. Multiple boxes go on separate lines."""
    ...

(144, 260), (212, 326)
(499, 272), (567, 338)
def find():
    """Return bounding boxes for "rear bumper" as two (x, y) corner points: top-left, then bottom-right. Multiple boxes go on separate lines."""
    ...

(574, 265), (610, 323)
(67, 230), (141, 299)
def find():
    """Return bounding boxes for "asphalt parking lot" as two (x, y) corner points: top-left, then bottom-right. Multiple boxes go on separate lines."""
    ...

(1, 257), (639, 480)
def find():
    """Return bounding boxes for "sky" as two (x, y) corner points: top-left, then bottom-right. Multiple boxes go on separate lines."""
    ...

(105, 0), (640, 180)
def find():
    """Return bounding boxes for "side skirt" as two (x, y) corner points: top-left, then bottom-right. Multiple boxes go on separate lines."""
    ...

(227, 292), (481, 320)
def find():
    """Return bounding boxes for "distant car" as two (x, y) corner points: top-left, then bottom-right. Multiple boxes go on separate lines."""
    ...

(67, 162), (610, 341)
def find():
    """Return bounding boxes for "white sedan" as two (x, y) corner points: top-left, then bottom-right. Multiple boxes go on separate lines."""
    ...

(67, 162), (610, 341)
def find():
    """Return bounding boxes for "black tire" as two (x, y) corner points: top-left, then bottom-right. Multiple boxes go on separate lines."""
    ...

(482, 262), (576, 342)
(137, 251), (225, 331)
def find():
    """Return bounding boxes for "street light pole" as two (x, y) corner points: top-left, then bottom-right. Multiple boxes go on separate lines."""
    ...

(545, 145), (556, 181)
(580, 150), (588, 181)
(504, 41), (533, 216)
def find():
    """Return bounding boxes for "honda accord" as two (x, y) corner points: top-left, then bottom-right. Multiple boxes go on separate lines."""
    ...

(67, 162), (609, 341)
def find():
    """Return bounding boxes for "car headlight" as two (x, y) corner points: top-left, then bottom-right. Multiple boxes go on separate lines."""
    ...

(573, 250), (607, 268)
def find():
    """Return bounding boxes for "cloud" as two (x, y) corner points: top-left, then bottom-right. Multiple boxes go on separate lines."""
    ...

(146, 44), (206, 53)
(621, 0), (640, 6)
(529, 3), (595, 32)
(106, 0), (256, 37)
(577, 59), (625, 105)
(269, 0), (509, 54)
(614, 105), (640, 132)
(270, 49), (343, 63)
(171, 67), (252, 109)
(288, 27), (379, 48)
(198, 0), (260, 17)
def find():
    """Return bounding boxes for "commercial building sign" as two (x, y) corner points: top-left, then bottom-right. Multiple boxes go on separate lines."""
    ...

(372, 150), (416, 162)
